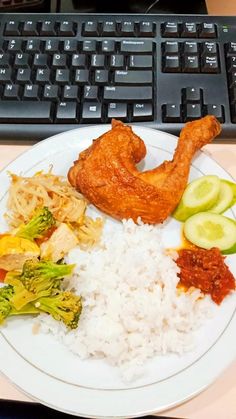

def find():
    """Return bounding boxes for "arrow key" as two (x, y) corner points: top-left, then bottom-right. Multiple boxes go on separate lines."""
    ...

(205, 104), (224, 122)
(162, 104), (182, 122)
(185, 103), (202, 121)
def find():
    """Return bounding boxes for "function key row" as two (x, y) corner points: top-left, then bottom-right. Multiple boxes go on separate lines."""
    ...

(82, 21), (155, 37)
(4, 19), (156, 38)
(163, 87), (224, 122)
(4, 20), (76, 37)
(162, 22), (217, 38)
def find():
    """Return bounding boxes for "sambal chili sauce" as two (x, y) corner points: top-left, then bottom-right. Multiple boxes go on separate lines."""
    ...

(176, 247), (235, 304)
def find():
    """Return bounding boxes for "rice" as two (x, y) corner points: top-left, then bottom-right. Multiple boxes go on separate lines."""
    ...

(39, 218), (212, 381)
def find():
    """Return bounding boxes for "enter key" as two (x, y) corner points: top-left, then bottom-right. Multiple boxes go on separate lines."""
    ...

(114, 70), (153, 85)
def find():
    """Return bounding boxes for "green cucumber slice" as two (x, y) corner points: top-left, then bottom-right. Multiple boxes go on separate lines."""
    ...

(209, 180), (234, 213)
(173, 175), (221, 222)
(184, 212), (236, 254)
(222, 179), (236, 207)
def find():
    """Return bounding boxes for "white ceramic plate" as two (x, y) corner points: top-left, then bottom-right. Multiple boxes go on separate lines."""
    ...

(0, 125), (236, 418)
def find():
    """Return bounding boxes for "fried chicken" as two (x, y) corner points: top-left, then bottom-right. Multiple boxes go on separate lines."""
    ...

(68, 116), (221, 224)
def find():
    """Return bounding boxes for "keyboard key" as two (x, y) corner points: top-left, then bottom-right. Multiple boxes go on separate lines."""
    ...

(202, 42), (217, 55)
(44, 39), (59, 53)
(52, 53), (67, 68)
(43, 84), (59, 101)
(3, 84), (20, 100)
(36, 68), (51, 84)
(16, 68), (31, 83)
(201, 55), (220, 73)
(110, 55), (124, 69)
(4, 21), (20, 36)
(230, 87), (236, 104)
(163, 55), (181, 72)
(72, 54), (86, 68)
(83, 21), (99, 36)
(181, 22), (197, 38)
(83, 85), (98, 101)
(0, 53), (10, 67)
(183, 87), (202, 103)
(183, 55), (200, 73)
(7, 39), (22, 52)
(94, 69), (109, 84)
(104, 86), (152, 101)
(199, 23), (217, 38)
(55, 69), (70, 84)
(229, 72), (236, 88)
(23, 84), (39, 100)
(33, 53), (48, 68)
(75, 69), (89, 84)
(62, 39), (78, 53)
(82, 40), (97, 53)
(139, 21), (155, 37)
(120, 40), (153, 54)
(63, 85), (79, 101)
(107, 103), (127, 120)
(231, 104), (236, 123)
(227, 42), (236, 55)
(163, 41), (180, 55)
(132, 103), (153, 121)
(0, 101), (52, 123)
(14, 53), (30, 68)
(183, 41), (198, 54)
(114, 70), (152, 85)
(101, 21), (117, 36)
(120, 21), (135, 36)
(162, 22), (179, 37)
(56, 102), (78, 122)
(185, 103), (202, 120)
(128, 55), (152, 69)
(40, 20), (56, 36)
(101, 40), (115, 53)
(90, 54), (105, 68)
(25, 39), (41, 53)
(162, 104), (182, 122)
(205, 104), (224, 122)
(0, 67), (11, 82)
(22, 20), (38, 36)
(82, 102), (102, 122)
(58, 21), (75, 36)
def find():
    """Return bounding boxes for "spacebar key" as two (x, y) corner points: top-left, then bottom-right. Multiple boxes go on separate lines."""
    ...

(0, 101), (53, 123)
(104, 86), (152, 101)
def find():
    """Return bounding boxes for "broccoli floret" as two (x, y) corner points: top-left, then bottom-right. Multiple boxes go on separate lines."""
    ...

(5, 260), (75, 310)
(0, 285), (13, 324)
(0, 285), (39, 324)
(15, 207), (56, 241)
(37, 291), (82, 329)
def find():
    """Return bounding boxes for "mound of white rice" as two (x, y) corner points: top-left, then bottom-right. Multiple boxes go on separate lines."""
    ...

(39, 218), (212, 381)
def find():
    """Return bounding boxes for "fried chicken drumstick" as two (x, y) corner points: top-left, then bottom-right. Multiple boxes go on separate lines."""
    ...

(68, 116), (221, 224)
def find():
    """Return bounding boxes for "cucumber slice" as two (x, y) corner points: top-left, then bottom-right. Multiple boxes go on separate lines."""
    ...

(222, 179), (236, 207)
(209, 180), (234, 213)
(173, 175), (221, 222)
(184, 212), (236, 254)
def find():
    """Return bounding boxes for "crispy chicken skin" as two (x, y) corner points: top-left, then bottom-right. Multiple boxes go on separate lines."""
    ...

(68, 116), (221, 224)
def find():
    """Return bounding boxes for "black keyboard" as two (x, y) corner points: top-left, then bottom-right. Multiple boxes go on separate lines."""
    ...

(0, 13), (236, 141)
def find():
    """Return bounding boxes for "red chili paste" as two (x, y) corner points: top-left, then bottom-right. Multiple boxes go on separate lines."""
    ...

(176, 247), (235, 304)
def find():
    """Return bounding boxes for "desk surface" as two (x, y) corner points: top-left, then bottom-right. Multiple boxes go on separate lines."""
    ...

(1, 1), (236, 418)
